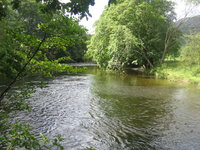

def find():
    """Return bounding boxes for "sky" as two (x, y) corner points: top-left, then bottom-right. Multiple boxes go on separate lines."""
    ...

(79, 0), (109, 33)
(61, 0), (200, 33)
(173, 0), (200, 19)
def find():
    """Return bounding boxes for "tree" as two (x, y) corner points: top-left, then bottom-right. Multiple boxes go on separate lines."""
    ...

(0, 0), (89, 79)
(0, 0), (114, 149)
(181, 33), (200, 66)
(0, 0), (117, 20)
(87, 0), (179, 70)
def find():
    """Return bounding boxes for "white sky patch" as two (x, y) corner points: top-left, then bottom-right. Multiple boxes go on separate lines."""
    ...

(79, 0), (108, 34)
(59, 0), (70, 3)
(60, 0), (200, 33)
(172, 0), (200, 19)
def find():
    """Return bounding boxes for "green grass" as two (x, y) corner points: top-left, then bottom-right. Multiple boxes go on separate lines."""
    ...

(155, 60), (200, 85)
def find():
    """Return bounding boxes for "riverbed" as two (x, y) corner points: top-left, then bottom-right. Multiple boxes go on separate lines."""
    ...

(15, 66), (200, 150)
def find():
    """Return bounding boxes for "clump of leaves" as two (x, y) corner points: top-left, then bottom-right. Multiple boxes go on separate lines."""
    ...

(0, 121), (64, 150)
(0, 83), (64, 150)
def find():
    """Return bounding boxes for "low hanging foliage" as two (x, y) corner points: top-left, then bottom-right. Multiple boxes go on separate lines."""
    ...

(0, 0), (91, 149)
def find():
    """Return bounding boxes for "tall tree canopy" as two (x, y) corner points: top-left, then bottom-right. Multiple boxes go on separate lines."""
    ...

(0, 0), (89, 79)
(0, 0), (122, 149)
(0, 0), (117, 20)
(87, 0), (180, 70)
(0, 0), (117, 149)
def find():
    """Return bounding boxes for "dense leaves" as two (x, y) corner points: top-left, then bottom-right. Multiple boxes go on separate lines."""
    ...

(0, 0), (117, 20)
(0, 0), (91, 149)
(181, 33), (200, 66)
(87, 0), (180, 70)
(0, 0), (88, 79)
(0, 84), (64, 149)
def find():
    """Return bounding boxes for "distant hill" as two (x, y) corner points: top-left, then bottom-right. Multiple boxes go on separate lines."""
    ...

(176, 15), (200, 34)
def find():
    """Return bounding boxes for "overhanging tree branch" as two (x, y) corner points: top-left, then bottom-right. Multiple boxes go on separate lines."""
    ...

(0, 33), (47, 104)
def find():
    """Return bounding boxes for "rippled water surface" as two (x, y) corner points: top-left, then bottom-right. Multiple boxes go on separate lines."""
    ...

(15, 67), (200, 150)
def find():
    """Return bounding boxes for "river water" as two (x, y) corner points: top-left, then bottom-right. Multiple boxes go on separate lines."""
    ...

(15, 66), (200, 150)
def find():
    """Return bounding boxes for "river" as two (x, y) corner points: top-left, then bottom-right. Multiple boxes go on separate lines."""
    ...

(15, 66), (200, 150)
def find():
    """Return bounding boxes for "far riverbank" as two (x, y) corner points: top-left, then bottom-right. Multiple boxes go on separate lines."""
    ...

(155, 60), (200, 87)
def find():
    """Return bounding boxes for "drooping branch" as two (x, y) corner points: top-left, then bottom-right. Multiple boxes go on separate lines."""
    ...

(135, 48), (154, 69)
(0, 33), (47, 103)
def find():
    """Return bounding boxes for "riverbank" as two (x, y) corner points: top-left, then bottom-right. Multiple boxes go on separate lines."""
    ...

(11, 66), (200, 149)
(155, 60), (200, 86)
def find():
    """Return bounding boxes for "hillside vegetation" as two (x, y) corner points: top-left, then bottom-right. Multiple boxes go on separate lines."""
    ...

(157, 15), (200, 85)
(177, 15), (200, 34)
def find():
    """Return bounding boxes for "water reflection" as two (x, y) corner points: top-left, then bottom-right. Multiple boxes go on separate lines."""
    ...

(89, 69), (176, 149)
(11, 67), (200, 149)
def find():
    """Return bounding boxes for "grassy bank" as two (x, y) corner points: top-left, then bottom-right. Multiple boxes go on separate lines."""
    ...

(155, 60), (200, 85)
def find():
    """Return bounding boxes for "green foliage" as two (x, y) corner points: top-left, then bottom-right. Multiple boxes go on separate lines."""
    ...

(87, 0), (179, 70)
(155, 60), (200, 84)
(38, 15), (88, 62)
(86, 148), (96, 150)
(107, 25), (142, 70)
(177, 15), (200, 35)
(29, 58), (86, 77)
(0, 24), (26, 78)
(0, 0), (7, 19)
(0, 0), (93, 19)
(0, 83), (64, 149)
(0, 120), (64, 150)
(155, 22), (200, 85)
(0, 0), (88, 80)
(0, 0), (90, 149)
(0, 0), (117, 20)
(181, 33), (200, 66)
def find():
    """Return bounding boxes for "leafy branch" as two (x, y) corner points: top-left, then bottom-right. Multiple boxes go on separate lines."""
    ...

(0, 33), (46, 104)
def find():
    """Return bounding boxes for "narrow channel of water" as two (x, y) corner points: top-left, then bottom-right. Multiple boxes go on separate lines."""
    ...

(14, 66), (200, 150)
